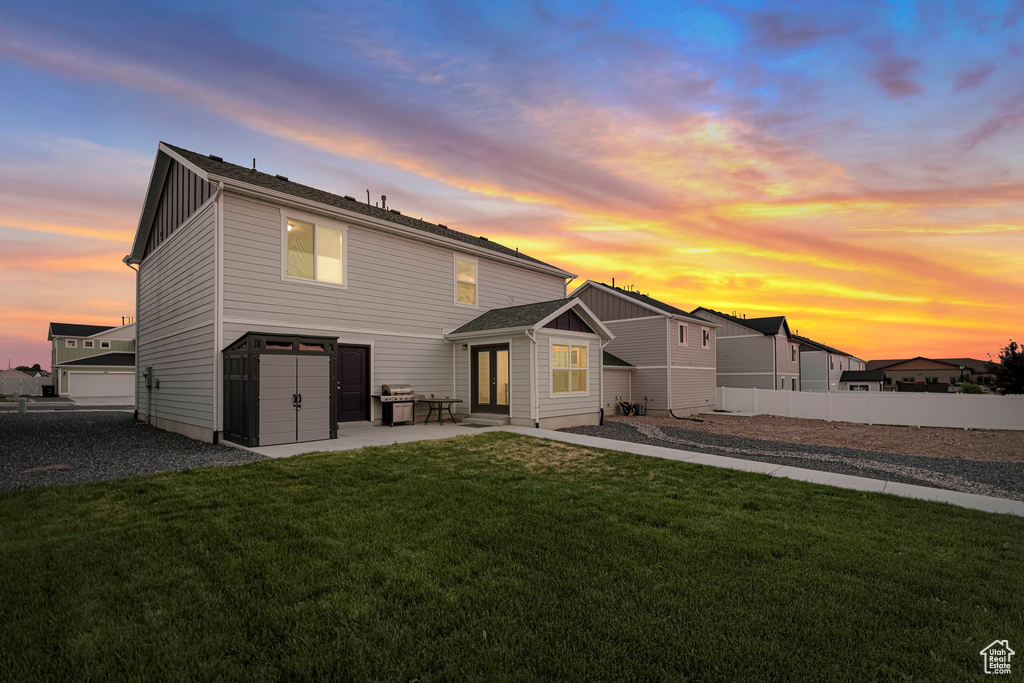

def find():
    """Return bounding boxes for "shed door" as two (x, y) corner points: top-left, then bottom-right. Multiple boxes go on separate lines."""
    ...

(258, 355), (299, 446)
(297, 356), (330, 441)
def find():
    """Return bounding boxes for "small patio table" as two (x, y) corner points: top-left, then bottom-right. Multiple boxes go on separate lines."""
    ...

(417, 398), (464, 425)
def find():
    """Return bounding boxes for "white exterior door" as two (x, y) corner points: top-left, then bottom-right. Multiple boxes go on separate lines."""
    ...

(69, 372), (134, 398)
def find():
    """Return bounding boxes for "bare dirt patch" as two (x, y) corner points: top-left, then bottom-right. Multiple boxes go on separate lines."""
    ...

(608, 414), (1024, 463)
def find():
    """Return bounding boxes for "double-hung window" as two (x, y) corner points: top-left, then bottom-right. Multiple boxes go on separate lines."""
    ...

(285, 216), (345, 286)
(791, 344), (797, 362)
(455, 255), (478, 307)
(701, 327), (710, 349)
(678, 323), (688, 345)
(551, 342), (588, 394)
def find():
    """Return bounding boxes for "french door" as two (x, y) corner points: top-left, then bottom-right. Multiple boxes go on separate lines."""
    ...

(471, 344), (510, 414)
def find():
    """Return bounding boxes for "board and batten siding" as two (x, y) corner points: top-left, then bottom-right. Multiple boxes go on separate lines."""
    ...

(572, 286), (659, 321)
(55, 339), (135, 365)
(136, 201), (217, 436)
(535, 329), (602, 421)
(220, 194), (565, 338)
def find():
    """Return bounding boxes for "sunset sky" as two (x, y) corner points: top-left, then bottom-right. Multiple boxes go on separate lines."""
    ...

(2, 0), (1023, 367)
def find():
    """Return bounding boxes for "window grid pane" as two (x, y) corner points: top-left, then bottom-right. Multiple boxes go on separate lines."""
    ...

(286, 219), (315, 280)
(571, 369), (587, 393)
(570, 345), (587, 368)
(316, 225), (343, 284)
(552, 345), (569, 368)
(456, 282), (477, 305)
(552, 369), (570, 394)
(456, 258), (477, 283)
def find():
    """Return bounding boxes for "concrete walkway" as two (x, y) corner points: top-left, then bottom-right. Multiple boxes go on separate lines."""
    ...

(232, 423), (1024, 516)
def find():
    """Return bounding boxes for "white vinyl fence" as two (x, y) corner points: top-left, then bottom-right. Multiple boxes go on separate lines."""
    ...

(0, 372), (41, 397)
(717, 387), (1024, 431)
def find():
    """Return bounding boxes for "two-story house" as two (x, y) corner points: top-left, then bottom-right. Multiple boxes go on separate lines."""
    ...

(792, 333), (854, 392)
(47, 322), (136, 399)
(690, 308), (800, 390)
(571, 281), (720, 416)
(124, 143), (611, 445)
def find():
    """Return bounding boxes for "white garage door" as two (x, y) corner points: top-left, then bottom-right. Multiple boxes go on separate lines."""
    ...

(69, 372), (134, 398)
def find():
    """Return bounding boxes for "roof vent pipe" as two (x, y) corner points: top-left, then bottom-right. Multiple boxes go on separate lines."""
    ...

(612, 277), (615, 288)
(252, 158), (256, 170)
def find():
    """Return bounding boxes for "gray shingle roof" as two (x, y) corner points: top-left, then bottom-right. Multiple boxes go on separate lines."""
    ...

(163, 143), (565, 273)
(839, 370), (885, 382)
(449, 299), (574, 335)
(59, 352), (135, 367)
(49, 323), (115, 338)
(691, 307), (788, 336)
(792, 333), (851, 357)
(603, 351), (632, 367)
(582, 282), (707, 322)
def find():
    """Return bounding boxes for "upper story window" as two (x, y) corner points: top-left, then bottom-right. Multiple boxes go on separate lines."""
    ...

(100, 341), (111, 349)
(701, 327), (710, 349)
(791, 344), (797, 362)
(678, 323), (688, 346)
(84, 340), (94, 349)
(829, 354), (834, 370)
(284, 216), (345, 286)
(552, 342), (588, 395)
(454, 255), (478, 307)
(66, 339), (77, 348)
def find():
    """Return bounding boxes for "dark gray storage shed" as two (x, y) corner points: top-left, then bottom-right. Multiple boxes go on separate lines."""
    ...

(222, 332), (338, 447)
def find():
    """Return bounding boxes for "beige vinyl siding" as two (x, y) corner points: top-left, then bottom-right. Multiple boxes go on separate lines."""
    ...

(221, 194), (565, 337)
(776, 334), (800, 388)
(535, 329), (602, 419)
(692, 310), (758, 338)
(670, 367), (716, 414)
(573, 286), (659, 321)
(136, 201), (217, 430)
(602, 368), (631, 413)
(603, 317), (667, 366)
(670, 320), (715, 368)
(55, 338), (135, 364)
(828, 353), (848, 390)
(629, 368), (670, 409)
(800, 349), (828, 391)
(716, 335), (774, 389)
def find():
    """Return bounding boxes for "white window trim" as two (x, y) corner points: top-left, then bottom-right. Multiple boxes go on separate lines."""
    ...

(700, 327), (711, 349)
(549, 338), (590, 397)
(791, 344), (798, 362)
(100, 341), (111, 349)
(453, 253), (479, 308)
(677, 322), (688, 346)
(280, 210), (349, 290)
(84, 340), (94, 349)
(66, 339), (77, 348)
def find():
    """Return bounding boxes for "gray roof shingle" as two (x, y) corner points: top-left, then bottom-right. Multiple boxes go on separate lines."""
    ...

(49, 322), (115, 338)
(59, 352), (135, 367)
(163, 143), (566, 273)
(603, 351), (632, 367)
(839, 370), (886, 382)
(691, 307), (788, 336)
(792, 333), (852, 357)
(449, 299), (574, 335)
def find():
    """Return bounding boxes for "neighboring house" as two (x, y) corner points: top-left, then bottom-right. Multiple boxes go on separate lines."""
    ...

(47, 322), (136, 399)
(571, 281), (720, 416)
(690, 307), (799, 391)
(837, 370), (886, 391)
(866, 356), (994, 390)
(601, 351), (634, 414)
(848, 356), (866, 372)
(125, 142), (611, 444)
(0, 369), (41, 396)
(793, 334), (855, 392)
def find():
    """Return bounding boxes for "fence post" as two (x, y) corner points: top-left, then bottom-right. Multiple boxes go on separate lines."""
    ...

(752, 388), (759, 415)
(787, 389), (793, 417)
(825, 392), (832, 422)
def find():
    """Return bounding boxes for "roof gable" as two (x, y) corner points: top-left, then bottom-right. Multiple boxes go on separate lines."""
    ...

(572, 281), (714, 324)
(128, 142), (570, 277)
(447, 298), (613, 339)
(48, 322), (115, 340)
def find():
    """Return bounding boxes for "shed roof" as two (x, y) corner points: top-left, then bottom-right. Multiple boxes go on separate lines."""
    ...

(58, 352), (136, 367)
(447, 298), (612, 339)
(48, 322), (115, 339)
(839, 370), (886, 382)
(603, 351), (633, 367)
(148, 143), (566, 275)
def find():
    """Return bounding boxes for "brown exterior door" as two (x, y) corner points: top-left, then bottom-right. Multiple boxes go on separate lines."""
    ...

(471, 344), (510, 414)
(337, 345), (370, 422)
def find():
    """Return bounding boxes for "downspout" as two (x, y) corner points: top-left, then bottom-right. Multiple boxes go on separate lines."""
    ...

(772, 335), (777, 390)
(122, 256), (139, 419)
(599, 337), (611, 426)
(526, 329), (538, 427)
(212, 181), (225, 444)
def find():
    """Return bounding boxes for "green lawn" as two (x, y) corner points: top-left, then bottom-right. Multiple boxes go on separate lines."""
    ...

(1, 433), (1021, 681)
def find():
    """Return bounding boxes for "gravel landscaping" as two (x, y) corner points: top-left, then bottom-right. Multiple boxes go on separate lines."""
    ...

(562, 420), (1024, 501)
(0, 412), (265, 491)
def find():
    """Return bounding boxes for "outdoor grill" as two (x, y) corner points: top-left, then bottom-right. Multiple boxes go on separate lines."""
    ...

(376, 383), (421, 426)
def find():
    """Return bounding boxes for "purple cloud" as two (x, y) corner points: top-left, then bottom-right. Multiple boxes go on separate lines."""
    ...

(954, 63), (995, 91)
